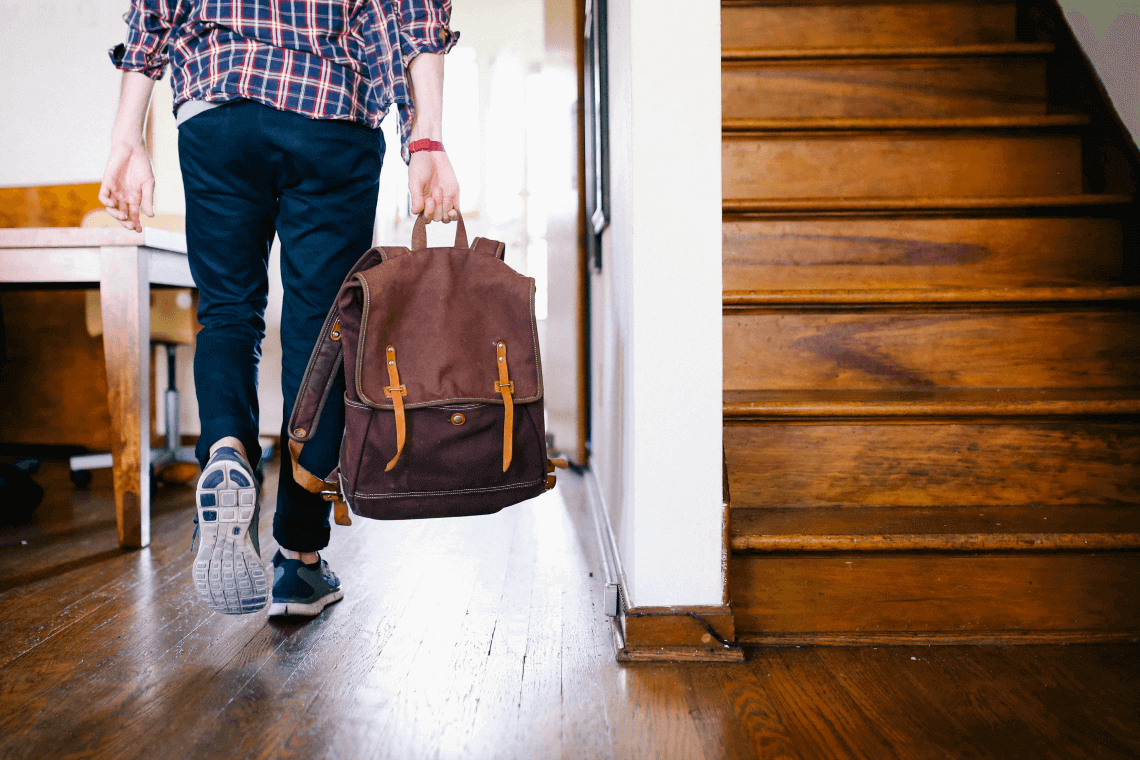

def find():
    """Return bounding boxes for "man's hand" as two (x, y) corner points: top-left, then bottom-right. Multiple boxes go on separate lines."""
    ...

(408, 150), (459, 222)
(101, 71), (158, 232)
(406, 52), (459, 223)
(99, 139), (155, 232)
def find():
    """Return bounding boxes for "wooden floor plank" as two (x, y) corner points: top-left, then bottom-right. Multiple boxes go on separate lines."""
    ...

(751, 648), (901, 759)
(3, 459), (1140, 759)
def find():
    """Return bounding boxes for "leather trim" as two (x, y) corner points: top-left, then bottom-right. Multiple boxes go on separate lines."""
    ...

(495, 341), (515, 472)
(288, 438), (336, 494)
(382, 345), (408, 472)
(412, 211), (468, 251)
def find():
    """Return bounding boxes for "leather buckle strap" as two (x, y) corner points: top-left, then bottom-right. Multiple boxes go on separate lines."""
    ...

(495, 342), (514, 472)
(383, 345), (408, 472)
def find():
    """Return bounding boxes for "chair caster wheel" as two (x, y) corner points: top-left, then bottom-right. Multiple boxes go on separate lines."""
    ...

(70, 469), (93, 489)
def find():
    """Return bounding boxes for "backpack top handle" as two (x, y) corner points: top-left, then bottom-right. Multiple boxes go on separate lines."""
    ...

(411, 210), (468, 251)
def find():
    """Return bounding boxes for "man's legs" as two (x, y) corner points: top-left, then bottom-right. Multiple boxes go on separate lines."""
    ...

(179, 101), (278, 614)
(179, 102), (277, 468)
(259, 107), (384, 560)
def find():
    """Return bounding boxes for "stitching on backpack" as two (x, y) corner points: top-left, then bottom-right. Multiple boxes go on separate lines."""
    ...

(354, 273), (378, 407)
(352, 478), (544, 499)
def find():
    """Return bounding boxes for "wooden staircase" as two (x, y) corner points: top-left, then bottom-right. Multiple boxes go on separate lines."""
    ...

(721, 0), (1140, 644)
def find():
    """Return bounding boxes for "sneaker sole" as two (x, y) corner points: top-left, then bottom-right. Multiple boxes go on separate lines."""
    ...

(193, 458), (267, 615)
(267, 590), (344, 617)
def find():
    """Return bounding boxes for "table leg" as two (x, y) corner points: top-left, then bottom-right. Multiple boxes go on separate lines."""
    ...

(100, 246), (151, 548)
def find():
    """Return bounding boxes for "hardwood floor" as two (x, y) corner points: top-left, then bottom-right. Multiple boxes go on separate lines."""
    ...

(1, 458), (1138, 759)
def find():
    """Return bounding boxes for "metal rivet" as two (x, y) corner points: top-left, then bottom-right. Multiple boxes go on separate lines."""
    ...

(498, 343), (505, 348)
(294, 428), (306, 437)
(498, 356), (504, 361)
(388, 360), (394, 366)
(451, 413), (466, 425)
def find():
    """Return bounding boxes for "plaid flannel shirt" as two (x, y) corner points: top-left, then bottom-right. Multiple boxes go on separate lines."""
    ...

(110, 0), (457, 161)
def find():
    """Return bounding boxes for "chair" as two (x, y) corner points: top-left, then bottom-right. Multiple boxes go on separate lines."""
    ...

(68, 210), (200, 487)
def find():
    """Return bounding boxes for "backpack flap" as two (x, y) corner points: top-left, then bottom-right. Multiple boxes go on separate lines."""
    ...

(348, 246), (543, 411)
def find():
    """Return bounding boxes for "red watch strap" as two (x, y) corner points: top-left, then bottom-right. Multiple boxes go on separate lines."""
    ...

(409, 139), (445, 153)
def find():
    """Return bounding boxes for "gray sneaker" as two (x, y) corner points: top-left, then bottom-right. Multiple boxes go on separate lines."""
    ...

(192, 446), (268, 614)
(268, 550), (343, 617)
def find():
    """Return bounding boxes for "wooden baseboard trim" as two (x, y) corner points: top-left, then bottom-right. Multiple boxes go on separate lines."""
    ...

(617, 644), (746, 663)
(619, 605), (746, 662)
(738, 630), (1140, 646)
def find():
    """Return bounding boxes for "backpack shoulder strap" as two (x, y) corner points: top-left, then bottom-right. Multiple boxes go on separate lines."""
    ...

(470, 236), (506, 260)
(286, 246), (385, 504)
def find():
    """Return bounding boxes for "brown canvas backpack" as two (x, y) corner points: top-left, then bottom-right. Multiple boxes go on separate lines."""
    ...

(287, 214), (566, 524)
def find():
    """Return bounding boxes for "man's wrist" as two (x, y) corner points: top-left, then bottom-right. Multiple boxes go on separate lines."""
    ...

(409, 139), (444, 154)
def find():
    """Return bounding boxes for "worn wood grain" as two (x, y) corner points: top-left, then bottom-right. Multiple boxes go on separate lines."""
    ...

(723, 216), (1124, 291)
(732, 504), (1140, 543)
(723, 132), (1084, 199)
(99, 246), (151, 548)
(722, 193), (1133, 214)
(729, 553), (1140, 634)
(723, 310), (1140, 390)
(723, 387), (1140, 419)
(731, 516), (1140, 553)
(722, 57), (1050, 119)
(723, 42), (1056, 60)
(721, 2), (1017, 49)
(724, 285), (1140, 308)
(725, 115), (1088, 132)
(4, 460), (1140, 757)
(724, 420), (1140, 508)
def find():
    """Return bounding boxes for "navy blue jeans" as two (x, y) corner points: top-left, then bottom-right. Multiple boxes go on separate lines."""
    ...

(179, 100), (384, 552)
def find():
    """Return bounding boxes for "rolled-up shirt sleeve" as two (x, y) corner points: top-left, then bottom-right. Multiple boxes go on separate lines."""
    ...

(108, 0), (180, 80)
(398, 0), (459, 64)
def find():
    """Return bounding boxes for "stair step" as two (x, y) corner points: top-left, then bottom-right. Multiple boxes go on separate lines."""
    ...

(723, 45), (1053, 119)
(723, 42), (1056, 60)
(724, 307), (1140, 390)
(722, 2), (1017, 49)
(729, 505), (1140, 553)
(724, 408), (1140, 508)
(724, 132), (1084, 199)
(723, 215), (1125, 291)
(724, 115), (1090, 132)
(723, 285), (1140, 310)
(723, 194), (1133, 215)
(728, 552), (1140, 640)
(723, 388), (1140, 419)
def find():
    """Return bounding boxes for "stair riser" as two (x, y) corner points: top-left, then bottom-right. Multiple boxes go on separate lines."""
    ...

(724, 310), (1140, 390)
(723, 216), (1125, 290)
(729, 553), (1140, 636)
(730, 504), (1140, 549)
(722, 3), (1017, 49)
(723, 59), (1048, 119)
(724, 421), (1140, 508)
(723, 133), (1085, 199)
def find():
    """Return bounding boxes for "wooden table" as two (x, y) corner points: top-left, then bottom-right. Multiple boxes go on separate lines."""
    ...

(0, 227), (193, 548)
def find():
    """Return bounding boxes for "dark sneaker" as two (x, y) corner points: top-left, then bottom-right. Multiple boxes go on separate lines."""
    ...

(268, 550), (343, 617)
(192, 446), (268, 614)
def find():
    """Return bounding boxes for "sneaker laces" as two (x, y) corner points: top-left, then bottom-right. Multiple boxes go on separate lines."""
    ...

(191, 515), (200, 552)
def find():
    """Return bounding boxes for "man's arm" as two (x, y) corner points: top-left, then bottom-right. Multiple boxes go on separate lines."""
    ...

(102, 1), (181, 231)
(99, 71), (157, 232)
(407, 52), (459, 223)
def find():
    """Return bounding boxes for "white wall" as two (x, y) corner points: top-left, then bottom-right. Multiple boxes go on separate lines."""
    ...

(591, 0), (723, 607)
(0, 0), (124, 188)
(1059, 0), (1140, 145)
